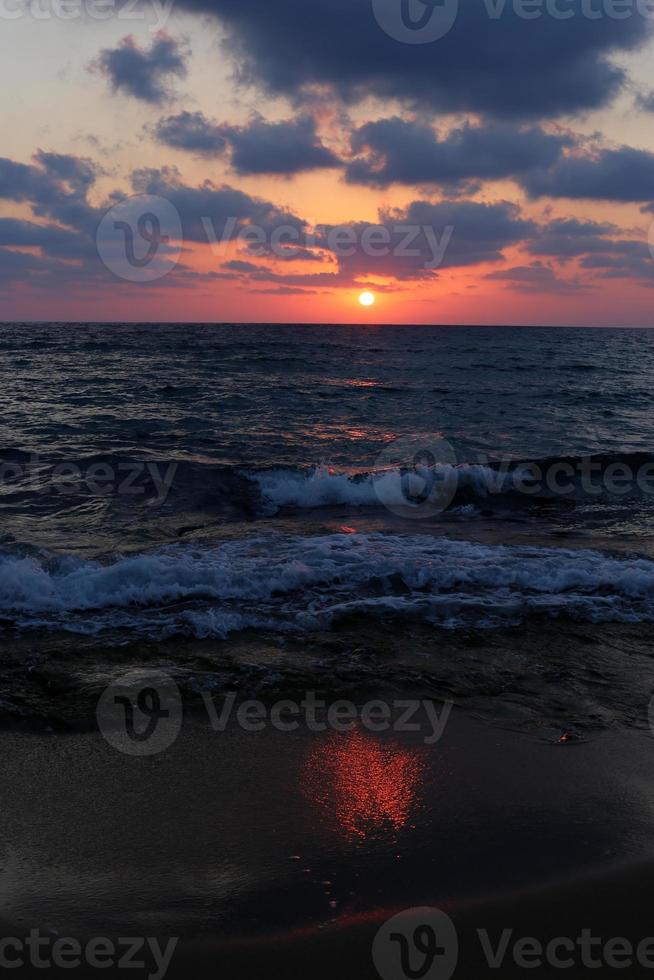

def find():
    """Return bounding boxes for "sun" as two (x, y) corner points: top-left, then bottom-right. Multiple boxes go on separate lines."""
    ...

(359, 291), (375, 307)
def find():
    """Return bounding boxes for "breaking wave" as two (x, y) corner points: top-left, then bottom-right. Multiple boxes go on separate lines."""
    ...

(1, 531), (654, 639)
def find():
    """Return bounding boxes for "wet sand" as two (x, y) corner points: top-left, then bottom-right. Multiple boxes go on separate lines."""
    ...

(4, 614), (654, 734)
(1, 710), (654, 976)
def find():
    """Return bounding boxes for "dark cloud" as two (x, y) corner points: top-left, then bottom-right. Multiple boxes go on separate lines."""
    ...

(386, 199), (536, 270)
(0, 153), (115, 290)
(130, 166), (307, 243)
(528, 217), (654, 283)
(152, 111), (227, 155)
(0, 151), (98, 220)
(237, 199), (536, 291)
(578, 241), (654, 280)
(522, 145), (654, 201)
(528, 217), (620, 258)
(172, 0), (650, 118)
(0, 218), (85, 258)
(223, 260), (264, 273)
(0, 150), (319, 294)
(3, 144), (651, 298)
(485, 262), (587, 292)
(153, 111), (339, 174)
(0, 151), (101, 248)
(255, 286), (319, 295)
(346, 118), (570, 188)
(539, 217), (618, 237)
(222, 115), (339, 175)
(94, 33), (188, 104)
(0, 248), (58, 283)
(636, 89), (654, 112)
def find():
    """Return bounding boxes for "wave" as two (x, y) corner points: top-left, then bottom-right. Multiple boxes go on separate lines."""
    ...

(246, 452), (654, 515)
(1, 531), (654, 639)
(249, 463), (504, 513)
(2, 452), (654, 549)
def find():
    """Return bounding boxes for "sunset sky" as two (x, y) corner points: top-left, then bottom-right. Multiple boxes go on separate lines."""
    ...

(4, 0), (654, 324)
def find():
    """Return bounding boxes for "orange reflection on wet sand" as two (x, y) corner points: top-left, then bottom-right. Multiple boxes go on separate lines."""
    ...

(303, 729), (425, 841)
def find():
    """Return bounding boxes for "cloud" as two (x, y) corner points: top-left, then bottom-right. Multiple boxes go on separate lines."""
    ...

(172, 0), (651, 118)
(578, 241), (654, 280)
(255, 286), (319, 295)
(93, 33), (188, 104)
(0, 149), (322, 295)
(0, 152), (117, 289)
(0, 152), (97, 207)
(636, 89), (654, 112)
(3, 145), (652, 299)
(223, 259), (264, 273)
(0, 150), (309, 293)
(485, 262), (587, 292)
(222, 115), (339, 175)
(385, 199), (536, 270)
(0, 151), (101, 245)
(346, 118), (570, 188)
(0, 247), (61, 284)
(152, 111), (228, 156)
(0, 218), (85, 258)
(153, 111), (339, 174)
(347, 121), (654, 204)
(522, 145), (654, 201)
(233, 198), (536, 291)
(528, 217), (654, 283)
(130, 165), (307, 243)
(528, 217), (620, 258)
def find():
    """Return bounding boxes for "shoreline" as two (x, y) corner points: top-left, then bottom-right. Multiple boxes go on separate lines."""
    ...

(2, 613), (654, 735)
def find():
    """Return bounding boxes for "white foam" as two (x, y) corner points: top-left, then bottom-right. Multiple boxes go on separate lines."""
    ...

(1, 532), (654, 637)
(249, 463), (507, 512)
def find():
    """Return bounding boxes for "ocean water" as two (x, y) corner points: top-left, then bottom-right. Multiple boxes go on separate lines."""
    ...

(3, 322), (654, 730)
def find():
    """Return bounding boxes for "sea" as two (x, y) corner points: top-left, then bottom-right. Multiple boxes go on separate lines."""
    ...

(3, 321), (654, 733)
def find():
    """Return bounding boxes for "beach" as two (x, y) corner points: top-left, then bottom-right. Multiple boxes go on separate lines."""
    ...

(1, 710), (654, 977)
(0, 324), (654, 975)
(9, 0), (654, 960)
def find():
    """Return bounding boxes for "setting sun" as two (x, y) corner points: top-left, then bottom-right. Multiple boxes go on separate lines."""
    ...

(359, 291), (375, 307)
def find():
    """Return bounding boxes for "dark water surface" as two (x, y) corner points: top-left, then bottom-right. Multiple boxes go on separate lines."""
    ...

(2, 323), (654, 730)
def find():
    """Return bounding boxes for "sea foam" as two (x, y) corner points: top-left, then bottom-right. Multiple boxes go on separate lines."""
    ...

(0, 532), (653, 638)
(249, 463), (510, 512)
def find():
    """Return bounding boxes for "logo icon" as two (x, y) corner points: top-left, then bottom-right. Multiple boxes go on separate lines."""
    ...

(373, 434), (458, 519)
(373, 907), (458, 980)
(96, 194), (182, 282)
(97, 670), (183, 756)
(372, 0), (459, 43)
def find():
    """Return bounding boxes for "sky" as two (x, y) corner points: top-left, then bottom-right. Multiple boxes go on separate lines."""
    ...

(3, 0), (654, 324)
